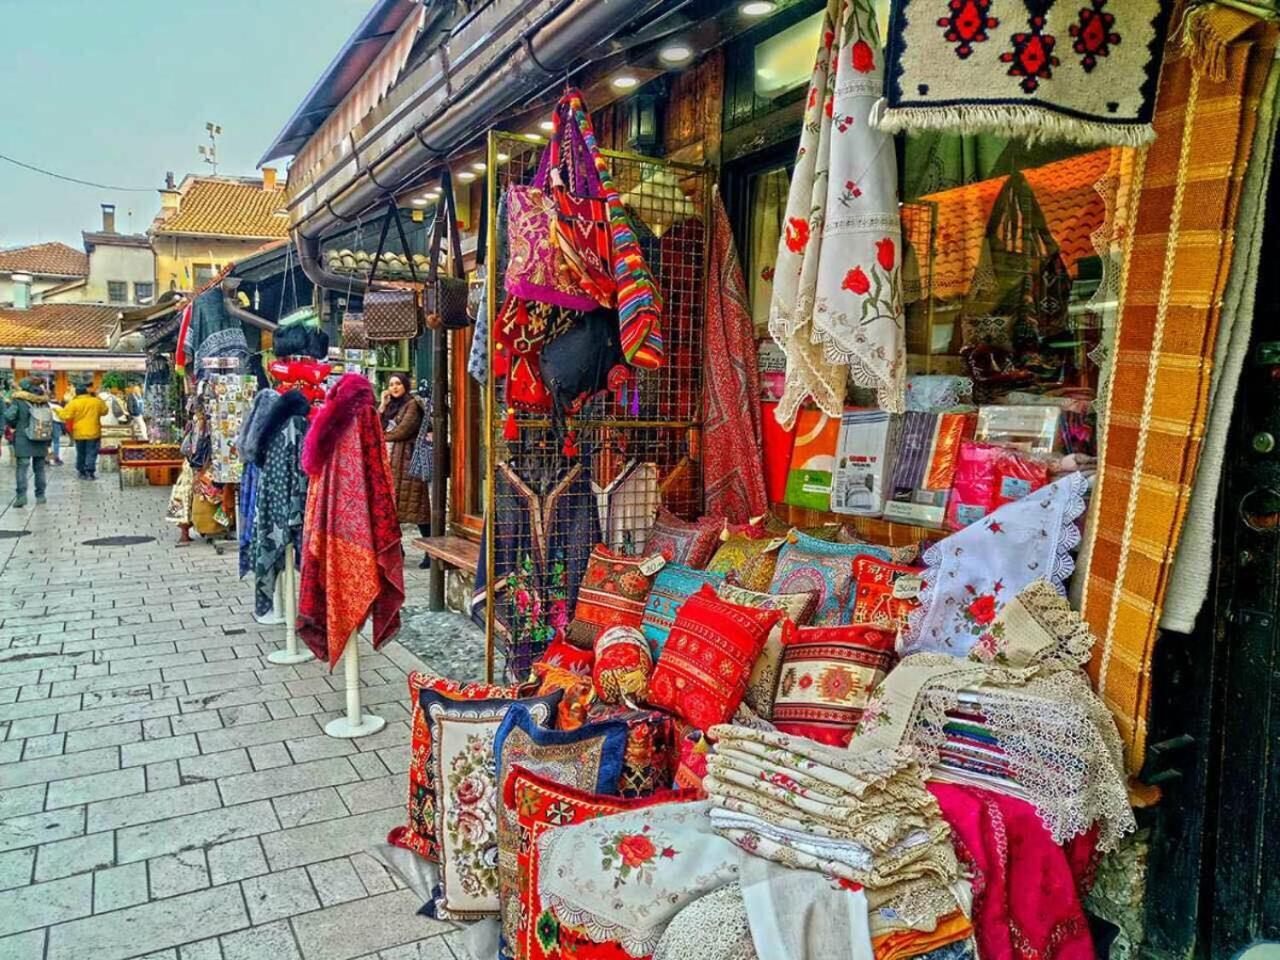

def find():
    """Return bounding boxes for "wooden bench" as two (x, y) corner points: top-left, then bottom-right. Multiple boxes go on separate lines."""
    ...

(412, 535), (480, 572)
(116, 441), (185, 490)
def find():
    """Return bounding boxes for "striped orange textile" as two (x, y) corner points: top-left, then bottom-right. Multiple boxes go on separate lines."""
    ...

(1080, 4), (1279, 774)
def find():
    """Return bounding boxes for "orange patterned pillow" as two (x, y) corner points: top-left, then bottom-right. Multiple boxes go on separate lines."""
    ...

(565, 546), (662, 648)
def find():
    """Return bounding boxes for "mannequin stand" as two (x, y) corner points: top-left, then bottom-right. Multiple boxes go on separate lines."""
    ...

(268, 544), (310, 665)
(323, 625), (386, 739)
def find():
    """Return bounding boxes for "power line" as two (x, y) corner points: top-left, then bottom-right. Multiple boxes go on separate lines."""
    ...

(0, 152), (154, 192)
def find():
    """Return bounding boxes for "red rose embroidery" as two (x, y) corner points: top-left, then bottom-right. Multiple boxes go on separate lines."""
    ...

(617, 834), (657, 868)
(968, 594), (997, 626)
(842, 267), (871, 295)
(876, 238), (896, 271)
(851, 39), (875, 73)
(808, 87), (818, 110)
(784, 217), (810, 253)
(823, 29), (835, 50)
(823, 95), (834, 118)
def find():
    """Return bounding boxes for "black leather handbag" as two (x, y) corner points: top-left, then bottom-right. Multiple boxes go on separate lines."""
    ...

(424, 173), (473, 331)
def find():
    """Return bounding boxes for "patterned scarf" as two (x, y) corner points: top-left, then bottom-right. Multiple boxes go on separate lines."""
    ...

(703, 193), (767, 523)
(298, 375), (405, 665)
(769, 0), (906, 427)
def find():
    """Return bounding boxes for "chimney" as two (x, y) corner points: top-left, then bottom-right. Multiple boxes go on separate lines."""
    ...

(262, 167), (278, 191)
(11, 274), (32, 310)
(159, 175), (181, 221)
(165, 171), (176, 190)
(101, 203), (116, 233)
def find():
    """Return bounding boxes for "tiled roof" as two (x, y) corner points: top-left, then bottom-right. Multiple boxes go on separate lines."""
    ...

(0, 303), (119, 350)
(154, 177), (290, 240)
(0, 242), (89, 278)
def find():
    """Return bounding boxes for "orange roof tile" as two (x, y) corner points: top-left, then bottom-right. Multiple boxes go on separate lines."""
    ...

(910, 148), (1122, 302)
(154, 177), (290, 240)
(0, 242), (89, 278)
(0, 303), (119, 350)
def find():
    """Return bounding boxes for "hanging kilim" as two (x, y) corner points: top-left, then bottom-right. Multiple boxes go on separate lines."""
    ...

(876, 0), (1175, 147)
(769, 0), (906, 427)
(1077, 2), (1278, 775)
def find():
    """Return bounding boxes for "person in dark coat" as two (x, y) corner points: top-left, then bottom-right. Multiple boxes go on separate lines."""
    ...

(378, 373), (431, 566)
(3, 379), (53, 507)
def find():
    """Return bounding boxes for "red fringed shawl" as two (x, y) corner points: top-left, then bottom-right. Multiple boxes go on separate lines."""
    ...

(703, 193), (767, 522)
(298, 374), (405, 666)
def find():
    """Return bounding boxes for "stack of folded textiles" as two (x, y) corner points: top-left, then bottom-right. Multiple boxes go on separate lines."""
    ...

(703, 725), (972, 956)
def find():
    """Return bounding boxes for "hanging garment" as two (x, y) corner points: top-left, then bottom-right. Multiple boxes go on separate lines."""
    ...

(592, 459), (661, 555)
(251, 391), (311, 619)
(877, 0), (1173, 148)
(703, 193), (767, 523)
(769, 0), (905, 425)
(184, 287), (248, 379)
(298, 375), (405, 666)
(238, 464), (258, 579)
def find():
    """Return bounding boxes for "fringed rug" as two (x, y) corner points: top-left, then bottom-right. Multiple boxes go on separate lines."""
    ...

(1077, 3), (1279, 774)
(878, 0), (1174, 147)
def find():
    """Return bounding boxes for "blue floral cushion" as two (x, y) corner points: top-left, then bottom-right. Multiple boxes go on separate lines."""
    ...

(767, 531), (891, 626)
(640, 563), (726, 657)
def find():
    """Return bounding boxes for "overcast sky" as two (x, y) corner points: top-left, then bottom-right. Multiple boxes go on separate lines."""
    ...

(0, 0), (371, 248)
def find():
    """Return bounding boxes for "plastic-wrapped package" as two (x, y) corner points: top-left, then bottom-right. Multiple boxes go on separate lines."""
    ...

(884, 411), (976, 527)
(783, 408), (841, 511)
(975, 405), (1061, 453)
(945, 441), (1004, 530)
(831, 409), (898, 517)
(992, 448), (1050, 509)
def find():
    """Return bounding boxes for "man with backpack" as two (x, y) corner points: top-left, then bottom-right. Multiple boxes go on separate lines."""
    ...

(3, 379), (54, 507)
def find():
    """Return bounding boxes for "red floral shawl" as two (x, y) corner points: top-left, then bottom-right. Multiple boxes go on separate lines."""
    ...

(703, 193), (767, 523)
(930, 782), (1098, 960)
(298, 374), (405, 665)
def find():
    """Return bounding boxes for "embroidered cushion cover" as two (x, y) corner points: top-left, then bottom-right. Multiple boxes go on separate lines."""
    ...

(836, 527), (921, 565)
(592, 625), (654, 703)
(388, 672), (520, 861)
(532, 662), (596, 731)
(705, 532), (784, 592)
(509, 766), (697, 960)
(583, 701), (679, 798)
(641, 563), (727, 656)
(566, 546), (661, 648)
(849, 555), (924, 629)
(768, 530), (893, 625)
(494, 705), (629, 957)
(646, 509), (723, 569)
(421, 687), (562, 920)
(538, 636), (595, 676)
(716, 582), (820, 719)
(773, 619), (897, 746)
(646, 585), (782, 731)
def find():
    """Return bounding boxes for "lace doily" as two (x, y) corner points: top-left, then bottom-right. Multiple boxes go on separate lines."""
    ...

(654, 884), (757, 960)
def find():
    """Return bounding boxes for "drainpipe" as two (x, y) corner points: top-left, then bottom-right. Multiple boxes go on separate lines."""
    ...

(292, 0), (667, 278)
(296, 230), (374, 296)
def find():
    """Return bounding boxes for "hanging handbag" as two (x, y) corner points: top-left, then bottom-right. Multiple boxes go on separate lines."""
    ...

(340, 311), (368, 350)
(363, 284), (421, 341)
(422, 172), (474, 330)
(504, 103), (610, 312)
(538, 307), (628, 453)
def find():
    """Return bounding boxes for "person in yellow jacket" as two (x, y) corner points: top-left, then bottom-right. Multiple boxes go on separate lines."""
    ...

(57, 384), (109, 480)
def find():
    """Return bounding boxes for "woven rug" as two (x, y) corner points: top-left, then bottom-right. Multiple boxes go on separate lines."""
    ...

(1078, 3), (1279, 773)
(878, 0), (1174, 147)
(1161, 58), (1280, 634)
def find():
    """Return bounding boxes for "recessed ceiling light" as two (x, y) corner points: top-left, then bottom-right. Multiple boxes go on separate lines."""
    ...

(472, 161), (487, 172)
(411, 198), (429, 206)
(457, 170), (477, 182)
(740, 0), (776, 15)
(496, 152), (511, 163)
(539, 120), (555, 132)
(659, 43), (694, 64)
(611, 74), (640, 90)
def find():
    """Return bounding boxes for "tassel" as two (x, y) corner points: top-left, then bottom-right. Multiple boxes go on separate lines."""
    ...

(1181, 3), (1260, 83)
(503, 408), (519, 441)
(630, 383), (640, 417)
(562, 430), (579, 458)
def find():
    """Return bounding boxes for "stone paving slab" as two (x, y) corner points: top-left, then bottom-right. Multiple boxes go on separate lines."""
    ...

(0, 472), (478, 959)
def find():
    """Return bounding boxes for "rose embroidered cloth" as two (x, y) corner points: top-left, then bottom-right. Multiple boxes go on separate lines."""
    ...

(537, 800), (740, 958)
(298, 375), (405, 664)
(768, 0), (906, 425)
(929, 783), (1097, 960)
(704, 193), (768, 523)
(905, 472), (1089, 656)
(855, 580), (1135, 851)
(877, 0), (1173, 148)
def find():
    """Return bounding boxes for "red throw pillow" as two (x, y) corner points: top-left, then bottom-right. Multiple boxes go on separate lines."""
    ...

(773, 620), (898, 746)
(566, 546), (662, 648)
(646, 509), (723, 569)
(509, 766), (697, 960)
(646, 585), (781, 731)
(387, 672), (520, 861)
(592, 625), (653, 704)
(848, 556), (924, 629)
(538, 636), (595, 676)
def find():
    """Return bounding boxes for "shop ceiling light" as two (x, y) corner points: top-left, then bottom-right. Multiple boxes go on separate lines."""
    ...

(411, 197), (430, 206)
(539, 120), (555, 132)
(472, 161), (487, 172)
(458, 170), (477, 182)
(659, 43), (694, 64)
(740, 1), (776, 15)
(611, 74), (640, 90)
(497, 152), (511, 163)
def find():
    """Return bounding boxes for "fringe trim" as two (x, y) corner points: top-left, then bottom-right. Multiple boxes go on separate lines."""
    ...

(873, 104), (1156, 148)
(1181, 3), (1265, 82)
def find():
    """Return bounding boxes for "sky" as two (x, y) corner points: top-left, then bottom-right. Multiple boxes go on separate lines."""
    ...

(0, 0), (372, 249)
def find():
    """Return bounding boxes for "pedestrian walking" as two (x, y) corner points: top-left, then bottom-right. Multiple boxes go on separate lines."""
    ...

(57, 384), (109, 480)
(3, 378), (55, 507)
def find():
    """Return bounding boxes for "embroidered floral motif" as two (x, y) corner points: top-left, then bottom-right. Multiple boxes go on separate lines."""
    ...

(1001, 9), (1060, 93)
(1068, 0), (1120, 71)
(599, 825), (678, 887)
(937, 0), (999, 59)
(785, 218), (811, 253)
(444, 733), (500, 901)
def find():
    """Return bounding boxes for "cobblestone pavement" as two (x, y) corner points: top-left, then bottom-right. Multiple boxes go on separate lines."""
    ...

(0, 465), (475, 960)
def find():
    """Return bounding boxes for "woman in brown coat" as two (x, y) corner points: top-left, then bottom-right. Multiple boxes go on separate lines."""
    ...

(379, 374), (431, 565)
